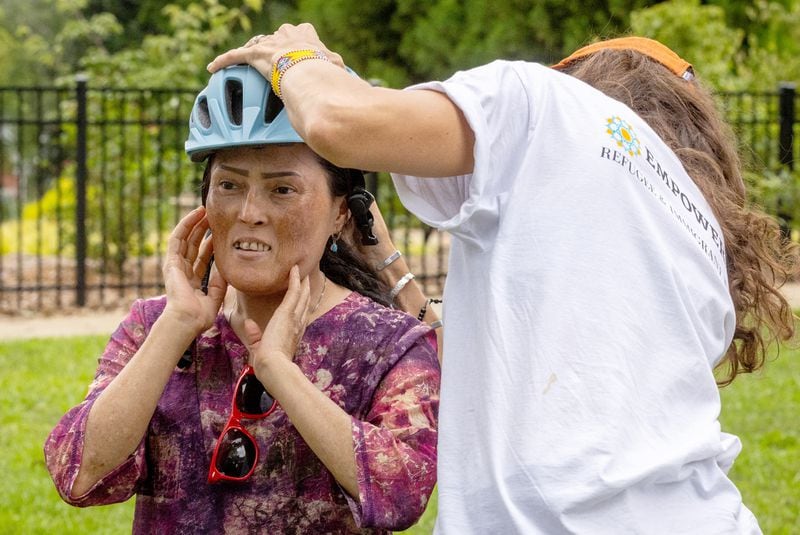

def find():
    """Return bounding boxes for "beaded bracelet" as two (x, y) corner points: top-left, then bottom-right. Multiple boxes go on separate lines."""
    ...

(376, 250), (402, 271)
(390, 272), (415, 300)
(271, 49), (329, 99)
(417, 298), (443, 321)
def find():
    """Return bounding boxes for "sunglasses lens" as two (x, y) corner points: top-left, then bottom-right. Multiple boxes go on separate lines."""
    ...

(237, 374), (275, 415)
(215, 428), (256, 478)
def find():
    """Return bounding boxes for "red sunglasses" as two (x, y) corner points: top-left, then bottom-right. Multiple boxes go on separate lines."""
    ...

(208, 364), (277, 483)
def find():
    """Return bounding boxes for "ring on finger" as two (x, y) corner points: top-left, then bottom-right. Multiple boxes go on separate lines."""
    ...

(245, 34), (266, 47)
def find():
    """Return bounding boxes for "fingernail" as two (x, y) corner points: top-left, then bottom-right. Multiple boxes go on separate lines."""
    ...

(206, 62), (214, 72)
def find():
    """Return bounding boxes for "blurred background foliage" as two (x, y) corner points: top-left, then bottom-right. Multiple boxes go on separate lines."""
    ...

(1, 0), (799, 245)
(1, 0), (798, 90)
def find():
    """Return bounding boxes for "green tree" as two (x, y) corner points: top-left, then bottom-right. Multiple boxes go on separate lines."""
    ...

(297, 0), (661, 87)
(71, 0), (266, 264)
(81, 0), (293, 56)
(2, 0), (271, 265)
(630, 0), (745, 90)
(630, 0), (800, 228)
(0, 0), (120, 85)
(736, 0), (800, 90)
(629, 0), (800, 91)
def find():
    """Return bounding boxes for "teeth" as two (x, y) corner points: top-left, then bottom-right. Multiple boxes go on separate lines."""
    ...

(235, 241), (269, 252)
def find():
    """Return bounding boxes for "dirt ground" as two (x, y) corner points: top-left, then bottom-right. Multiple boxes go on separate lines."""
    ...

(0, 306), (129, 341)
(2, 282), (800, 342)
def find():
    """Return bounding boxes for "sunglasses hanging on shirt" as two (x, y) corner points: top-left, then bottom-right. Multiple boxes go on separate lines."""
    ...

(208, 364), (277, 483)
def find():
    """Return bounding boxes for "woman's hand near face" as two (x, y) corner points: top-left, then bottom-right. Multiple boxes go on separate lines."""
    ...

(162, 206), (227, 334)
(241, 265), (359, 497)
(243, 265), (311, 370)
(72, 206), (227, 497)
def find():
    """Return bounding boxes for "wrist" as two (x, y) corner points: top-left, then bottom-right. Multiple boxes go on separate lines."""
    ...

(386, 271), (425, 312)
(149, 313), (203, 366)
(271, 49), (329, 99)
(159, 305), (207, 338)
(375, 249), (402, 272)
(416, 297), (443, 321)
(255, 356), (303, 401)
(378, 253), (412, 285)
(389, 272), (415, 300)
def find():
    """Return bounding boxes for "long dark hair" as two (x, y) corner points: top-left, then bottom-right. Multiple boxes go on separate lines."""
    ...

(560, 50), (799, 385)
(201, 151), (392, 307)
(314, 157), (392, 306)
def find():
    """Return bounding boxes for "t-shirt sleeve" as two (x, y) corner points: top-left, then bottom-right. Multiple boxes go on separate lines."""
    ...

(43, 300), (152, 506)
(345, 325), (440, 530)
(391, 60), (534, 248)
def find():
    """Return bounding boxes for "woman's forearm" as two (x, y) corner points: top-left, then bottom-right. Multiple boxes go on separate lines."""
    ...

(370, 245), (443, 362)
(258, 357), (359, 497)
(206, 23), (474, 177)
(71, 314), (197, 496)
(276, 60), (474, 178)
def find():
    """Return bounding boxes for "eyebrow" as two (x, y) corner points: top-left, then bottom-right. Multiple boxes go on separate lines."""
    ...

(218, 164), (300, 179)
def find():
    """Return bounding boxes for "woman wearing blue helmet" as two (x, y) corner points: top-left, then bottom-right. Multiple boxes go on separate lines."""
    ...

(45, 64), (440, 533)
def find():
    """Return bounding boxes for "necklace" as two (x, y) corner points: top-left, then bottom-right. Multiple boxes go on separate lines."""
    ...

(227, 276), (327, 326)
(226, 291), (237, 325)
(310, 276), (327, 315)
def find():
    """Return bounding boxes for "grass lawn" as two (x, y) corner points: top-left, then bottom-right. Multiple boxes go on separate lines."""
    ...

(1, 336), (797, 534)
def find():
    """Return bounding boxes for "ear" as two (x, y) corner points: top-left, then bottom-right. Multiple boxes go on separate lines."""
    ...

(333, 196), (350, 232)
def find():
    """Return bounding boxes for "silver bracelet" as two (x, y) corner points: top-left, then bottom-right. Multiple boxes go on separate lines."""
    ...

(390, 272), (415, 299)
(376, 250), (402, 271)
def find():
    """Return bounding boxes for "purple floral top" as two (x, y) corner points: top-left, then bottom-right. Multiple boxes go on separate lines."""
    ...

(44, 292), (439, 533)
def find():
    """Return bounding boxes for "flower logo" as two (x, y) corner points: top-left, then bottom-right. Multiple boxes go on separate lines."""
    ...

(606, 116), (641, 157)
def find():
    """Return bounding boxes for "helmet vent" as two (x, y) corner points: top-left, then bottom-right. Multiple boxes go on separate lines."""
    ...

(264, 89), (284, 124)
(225, 79), (244, 126)
(197, 97), (211, 129)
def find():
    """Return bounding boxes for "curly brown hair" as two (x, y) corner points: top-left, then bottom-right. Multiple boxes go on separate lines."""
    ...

(559, 48), (799, 386)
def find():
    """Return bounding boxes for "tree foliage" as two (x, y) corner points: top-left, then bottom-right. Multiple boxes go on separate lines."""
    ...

(0, 0), (291, 88)
(3, 0), (798, 90)
(2, 0), (800, 248)
(295, 0), (660, 86)
(631, 0), (800, 90)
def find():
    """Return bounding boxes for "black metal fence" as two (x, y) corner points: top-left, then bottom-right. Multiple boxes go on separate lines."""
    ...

(721, 83), (797, 171)
(0, 80), (796, 314)
(0, 80), (449, 313)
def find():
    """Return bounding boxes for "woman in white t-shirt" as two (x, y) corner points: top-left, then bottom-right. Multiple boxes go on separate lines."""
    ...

(207, 26), (797, 534)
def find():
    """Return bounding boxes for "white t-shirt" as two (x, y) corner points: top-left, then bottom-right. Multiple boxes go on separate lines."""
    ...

(392, 61), (761, 534)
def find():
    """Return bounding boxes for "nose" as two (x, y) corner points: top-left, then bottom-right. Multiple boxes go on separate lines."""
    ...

(238, 189), (267, 226)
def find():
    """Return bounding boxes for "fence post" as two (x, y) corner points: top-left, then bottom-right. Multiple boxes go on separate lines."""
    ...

(779, 82), (795, 170)
(75, 74), (88, 307)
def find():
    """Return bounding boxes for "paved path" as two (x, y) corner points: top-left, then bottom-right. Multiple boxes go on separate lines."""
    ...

(2, 283), (800, 342)
(0, 307), (129, 341)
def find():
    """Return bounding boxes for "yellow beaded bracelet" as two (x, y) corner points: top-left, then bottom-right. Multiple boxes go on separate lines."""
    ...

(270, 49), (329, 99)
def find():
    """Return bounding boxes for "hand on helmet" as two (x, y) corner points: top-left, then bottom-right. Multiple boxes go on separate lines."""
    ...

(207, 23), (345, 78)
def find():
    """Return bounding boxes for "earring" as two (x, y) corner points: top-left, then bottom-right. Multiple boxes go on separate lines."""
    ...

(330, 232), (341, 253)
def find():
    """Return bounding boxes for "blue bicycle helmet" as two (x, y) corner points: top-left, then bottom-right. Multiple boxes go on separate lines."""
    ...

(185, 64), (301, 162)
(186, 64), (379, 246)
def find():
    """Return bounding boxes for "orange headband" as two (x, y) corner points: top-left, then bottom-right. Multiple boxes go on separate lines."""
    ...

(552, 36), (694, 80)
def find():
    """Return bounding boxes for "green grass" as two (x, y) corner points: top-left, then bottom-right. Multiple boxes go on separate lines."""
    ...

(1, 336), (797, 534)
(0, 336), (135, 534)
(719, 345), (800, 534)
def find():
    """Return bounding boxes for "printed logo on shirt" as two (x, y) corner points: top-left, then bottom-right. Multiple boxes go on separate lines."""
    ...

(599, 116), (727, 282)
(606, 116), (641, 157)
